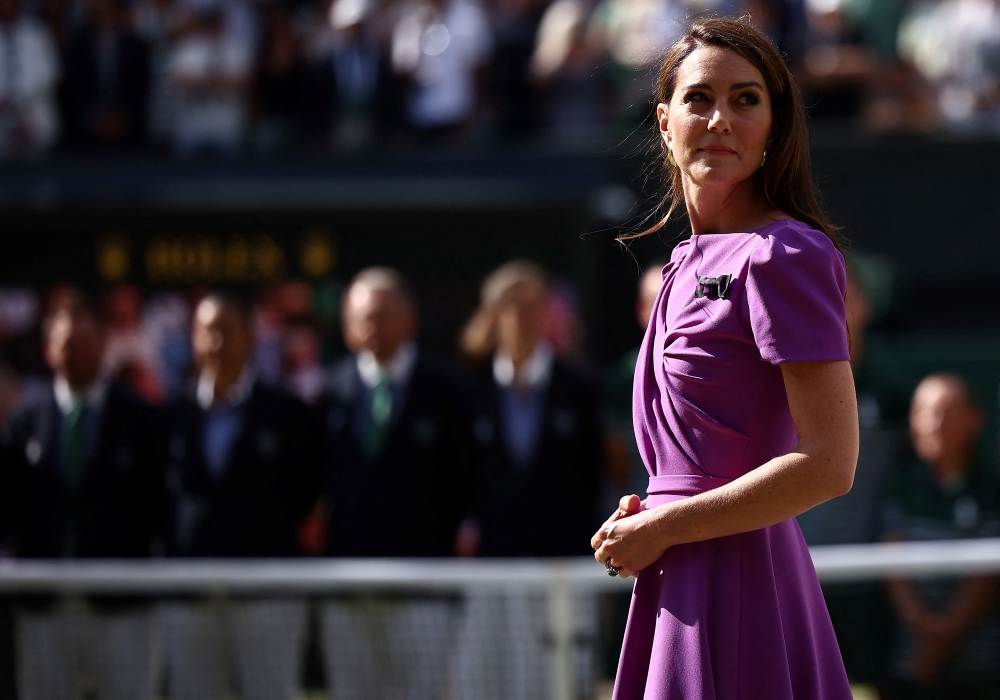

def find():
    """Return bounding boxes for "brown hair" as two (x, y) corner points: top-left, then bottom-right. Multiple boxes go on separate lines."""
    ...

(629, 16), (842, 252)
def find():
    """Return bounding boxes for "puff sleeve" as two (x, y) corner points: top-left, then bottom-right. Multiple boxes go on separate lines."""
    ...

(744, 224), (849, 365)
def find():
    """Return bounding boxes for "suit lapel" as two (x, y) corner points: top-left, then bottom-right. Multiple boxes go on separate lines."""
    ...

(28, 388), (61, 481)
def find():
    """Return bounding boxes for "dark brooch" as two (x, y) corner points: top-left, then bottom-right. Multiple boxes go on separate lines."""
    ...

(694, 274), (733, 299)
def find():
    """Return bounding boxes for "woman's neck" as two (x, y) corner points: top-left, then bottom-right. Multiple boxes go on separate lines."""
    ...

(683, 177), (778, 235)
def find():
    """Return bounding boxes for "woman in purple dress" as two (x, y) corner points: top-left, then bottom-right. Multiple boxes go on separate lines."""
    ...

(591, 18), (860, 700)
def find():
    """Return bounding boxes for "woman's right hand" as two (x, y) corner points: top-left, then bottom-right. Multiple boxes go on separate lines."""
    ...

(591, 494), (643, 551)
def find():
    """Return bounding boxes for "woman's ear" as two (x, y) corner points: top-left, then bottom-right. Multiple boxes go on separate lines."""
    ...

(656, 103), (670, 146)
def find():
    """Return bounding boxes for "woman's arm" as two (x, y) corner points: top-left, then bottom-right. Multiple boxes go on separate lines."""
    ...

(594, 360), (859, 576)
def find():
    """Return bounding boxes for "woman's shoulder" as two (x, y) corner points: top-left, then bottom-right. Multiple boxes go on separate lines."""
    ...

(667, 238), (691, 264)
(753, 218), (841, 253)
(748, 218), (844, 271)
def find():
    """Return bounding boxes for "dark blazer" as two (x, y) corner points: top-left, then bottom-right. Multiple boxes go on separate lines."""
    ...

(0, 380), (166, 559)
(164, 380), (321, 558)
(470, 360), (603, 557)
(319, 353), (472, 557)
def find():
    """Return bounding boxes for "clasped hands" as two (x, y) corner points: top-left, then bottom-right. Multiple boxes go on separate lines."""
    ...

(591, 493), (669, 578)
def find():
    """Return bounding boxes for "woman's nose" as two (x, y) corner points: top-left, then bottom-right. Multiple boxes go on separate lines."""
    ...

(707, 106), (732, 134)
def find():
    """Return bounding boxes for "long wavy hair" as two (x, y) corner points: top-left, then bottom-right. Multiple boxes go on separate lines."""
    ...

(629, 17), (842, 253)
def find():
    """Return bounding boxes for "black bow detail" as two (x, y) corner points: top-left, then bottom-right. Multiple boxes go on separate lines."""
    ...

(694, 274), (733, 299)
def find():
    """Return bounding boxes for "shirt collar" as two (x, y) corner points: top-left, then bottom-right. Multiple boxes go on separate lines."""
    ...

(493, 342), (554, 391)
(356, 341), (418, 389)
(197, 366), (255, 410)
(53, 375), (107, 416)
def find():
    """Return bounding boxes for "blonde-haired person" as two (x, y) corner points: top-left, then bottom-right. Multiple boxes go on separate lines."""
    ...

(591, 17), (859, 700)
(452, 260), (604, 700)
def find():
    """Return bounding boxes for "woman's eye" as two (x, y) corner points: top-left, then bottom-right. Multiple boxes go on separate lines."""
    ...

(737, 92), (760, 106)
(683, 91), (708, 103)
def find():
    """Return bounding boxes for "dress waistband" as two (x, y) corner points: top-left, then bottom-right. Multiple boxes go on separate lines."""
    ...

(647, 474), (734, 498)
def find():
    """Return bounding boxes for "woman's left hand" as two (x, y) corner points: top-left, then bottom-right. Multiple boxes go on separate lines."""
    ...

(593, 506), (672, 578)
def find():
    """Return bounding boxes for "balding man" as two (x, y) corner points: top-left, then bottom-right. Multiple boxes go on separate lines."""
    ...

(160, 293), (321, 700)
(317, 267), (471, 700)
(882, 374), (1000, 695)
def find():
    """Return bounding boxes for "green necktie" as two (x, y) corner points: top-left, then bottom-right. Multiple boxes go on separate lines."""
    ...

(363, 376), (392, 461)
(63, 400), (86, 491)
(62, 400), (86, 558)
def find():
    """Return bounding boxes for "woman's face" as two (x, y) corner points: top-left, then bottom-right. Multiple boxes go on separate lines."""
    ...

(658, 45), (773, 189)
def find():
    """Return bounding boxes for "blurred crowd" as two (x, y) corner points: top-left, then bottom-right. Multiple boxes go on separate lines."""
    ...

(0, 0), (998, 159)
(0, 265), (606, 700)
(0, 254), (998, 699)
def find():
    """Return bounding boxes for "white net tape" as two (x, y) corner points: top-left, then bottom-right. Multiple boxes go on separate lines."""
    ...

(2, 538), (1000, 594)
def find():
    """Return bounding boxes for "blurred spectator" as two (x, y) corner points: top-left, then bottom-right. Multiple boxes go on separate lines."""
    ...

(141, 291), (192, 400)
(0, 0), (60, 159)
(298, 0), (398, 150)
(160, 293), (321, 700)
(453, 260), (602, 699)
(390, 0), (492, 136)
(544, 278), (584, 358)
(488, 0), (547, 138)
(0, 288), (40, 424)
(797, 0), (875, 125)
(459, 259), (602, 556)
(740, 0), (806, 62)
(586, 0), (683, 127)
(882, 374), (1000, 697)
(588, 0), (683, 69)
(282, 323), (323, 403)
(846, 0), (905, 61)
(101, 285), (165, 404)
(529, 0), (608, 142)
(602, 262), (662, 504)
(59, 0), (150, 150)
(0, 291), (166, 700)
(39, 0), (73, 49)
(167, 2), (252, 156)
(898, 0), (1000, 133)
(132, 0), (184, 147)
(317, 267), (471, 699)
(252, 280), (315, 384)
(196, 0), (259, 48)
(253, 2), (307, 154)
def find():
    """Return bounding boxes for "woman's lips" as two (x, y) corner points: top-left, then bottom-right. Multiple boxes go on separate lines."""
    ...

(699, 147), (737, 155)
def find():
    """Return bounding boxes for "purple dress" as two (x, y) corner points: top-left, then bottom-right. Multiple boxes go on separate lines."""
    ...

(613, 219), (854, 700)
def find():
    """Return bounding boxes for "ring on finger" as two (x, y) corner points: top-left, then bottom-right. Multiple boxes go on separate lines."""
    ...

(605, 559), (621, 577)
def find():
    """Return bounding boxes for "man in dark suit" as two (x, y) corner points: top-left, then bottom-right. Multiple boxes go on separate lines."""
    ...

(317, 267), (471, 700)
(160, 292), (320, 700)
(0, 291), (166, 700)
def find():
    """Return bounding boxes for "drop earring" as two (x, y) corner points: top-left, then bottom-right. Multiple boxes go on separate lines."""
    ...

(667, 145), (677, 168)
(760, 150), (767, 169)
